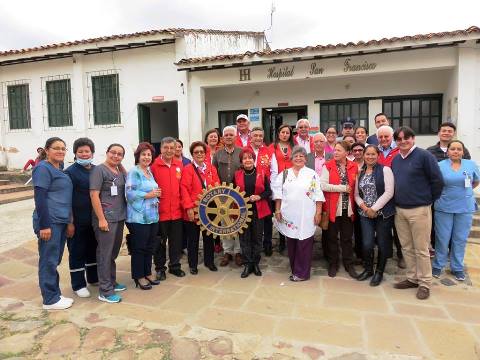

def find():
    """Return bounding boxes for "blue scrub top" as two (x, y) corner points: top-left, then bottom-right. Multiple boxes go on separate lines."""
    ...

(435, 159), (479, 213)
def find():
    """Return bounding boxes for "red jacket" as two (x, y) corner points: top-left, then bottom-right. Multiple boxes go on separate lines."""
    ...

(324, 159), (358, 222)
(235, 133), (251, 148)
(234, 169), (271, 219)
(151, 157), (183, 221)
(269, 143), (293, 172)
(293, 135), (314, 153)
(250, 145), (272, 178)
(377, 147), (400, 168)
(180, 162), (220, 221)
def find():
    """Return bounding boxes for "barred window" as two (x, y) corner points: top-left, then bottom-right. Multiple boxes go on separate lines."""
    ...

(383, 95), (441, 135)
(91, 74), (120, 125)
(46, 79), (72, 127)
(7, 84), (31, 130)
(319, 101), (368, 132)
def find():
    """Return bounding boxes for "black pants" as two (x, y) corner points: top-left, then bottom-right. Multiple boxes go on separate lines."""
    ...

(353, 215), (363, 260)
(185, 221), (214, 269)
(321, 230), (329, 261)
(126, 222), (158, 279)
(327, 210), (354, 269)
(67, 223), (98, 291)
(154, 219), (183, 272)
(239, 217), (264, 265)
(262, 201), (274, 248)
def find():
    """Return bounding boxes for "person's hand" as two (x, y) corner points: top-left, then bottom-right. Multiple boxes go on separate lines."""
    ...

(366, 208), (377, 218)
(146, 188), (162, 199)
(187, 208), (195, 222)
(314, 211), (322, 225)
(274, 211), (282, 222)
(39, 228), (51, 241)
(99, 219), (109, 232)
(66, 223), (75, 238)
(345, 185), (351, 193)
(249, 195), (260, 202)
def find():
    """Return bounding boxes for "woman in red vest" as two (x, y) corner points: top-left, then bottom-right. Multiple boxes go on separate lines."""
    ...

(320, 141), (359, 279)
(234, 148), (272, 278)
(180, 141), (220, 275)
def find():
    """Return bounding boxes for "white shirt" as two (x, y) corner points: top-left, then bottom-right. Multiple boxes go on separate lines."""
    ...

(400, 145), (417, 159)
(296, 136), (312, 154)
(272, 167), (325, 240)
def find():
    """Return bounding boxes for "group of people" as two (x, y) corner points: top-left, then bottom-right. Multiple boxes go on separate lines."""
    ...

(32, 113), (478, 310)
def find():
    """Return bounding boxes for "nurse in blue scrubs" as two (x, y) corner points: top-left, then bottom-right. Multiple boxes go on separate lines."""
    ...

(433, 140), (479, 281)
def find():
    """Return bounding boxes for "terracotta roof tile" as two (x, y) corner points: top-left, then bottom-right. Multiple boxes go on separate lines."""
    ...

(176, 26), (480, 66)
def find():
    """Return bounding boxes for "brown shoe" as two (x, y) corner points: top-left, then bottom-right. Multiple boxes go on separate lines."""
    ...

(220, 253), (232, 267)
(394, 279), (419, 289)
(416, 286), (430, 300)
(234, 253), (243, 266)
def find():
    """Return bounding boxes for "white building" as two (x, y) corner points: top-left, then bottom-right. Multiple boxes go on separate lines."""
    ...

(1, 26), (479, 169)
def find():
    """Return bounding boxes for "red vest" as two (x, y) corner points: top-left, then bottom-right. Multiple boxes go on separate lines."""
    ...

(250, 145), (272, 178)
(269, 143), (293, 172)
(235, 133), (251, 148)
(324, 159), (358, 222)
(234, 169), (271, 219)
(378, 147), (400, 168)
(294, 135), (314, 153)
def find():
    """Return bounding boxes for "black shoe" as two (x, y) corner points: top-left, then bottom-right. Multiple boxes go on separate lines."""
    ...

(241, 265), (250, 278)
(206, 264), (218, 272)
(190, 268), (198, 275)
(156, 270), (166, 281)
(346, 266), (359, 279)
(253, 264), (262, 276)
(145, 277), (160, 286)
(134, 279), (152, 290)
(328, 264), (337, 278)
(264, 245), (273, 257)
(357, 269), (374, 281)
(370, 272), (383, 287)
(169, 268), (186, 277)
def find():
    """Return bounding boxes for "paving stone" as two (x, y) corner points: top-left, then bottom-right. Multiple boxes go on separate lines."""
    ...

(121, 283), (181, 307)
(82, 326), (117, 353)
(272, 341), (293, 349)
(139, 347), (165, 359)
(103, 303), (184, 326)
(276, 319), (362, 348)
(208, 336), (233, 356)
(151, 328), (173, 344)
(2, 247), (37, 260)
(0, 275), (12, 287)
(0, 260), (36, 279)
(7, 319), (44, 332)
(323, 292), (389, 312)
(329, 353), (367, 360)
(302, 345), (325, 359)
(253, 285), (321, 304)
(321, 277), (383, 294)
(244, 298), (294, 316)
(213, 291), (248, 309)
(416, 319), (478, 359)
(178, 270), (226, 288)
(214, 272), (261, 293)
(85, 312), (103, 324)
(434, 287), (480, 306)
(121, 328), (153, 347)
(109, 349), (135, 360)
(161, 286), (217, 314)
(0, 280), (42, 301)
(267, 353), (297, 360)
(444, 303), (480, 324)
(391, 302), (449, 319)
(364, 314), (426, 356)
(0, 331), (38, 354)
(170, 338), (201, 360)
(41, 323), (81, 355)
(294, 304), (361, 325)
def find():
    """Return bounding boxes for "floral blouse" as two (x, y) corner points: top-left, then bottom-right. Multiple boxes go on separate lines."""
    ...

(357, 173), (381, 217)
(336, 162), (349, 210)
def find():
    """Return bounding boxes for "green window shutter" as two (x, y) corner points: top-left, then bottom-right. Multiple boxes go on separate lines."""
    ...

(46, 79), (72, 127)
(7, 84), (31, 130)
(92, 74), (120, 125)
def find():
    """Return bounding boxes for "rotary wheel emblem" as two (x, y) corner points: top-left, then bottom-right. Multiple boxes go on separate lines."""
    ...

(195, 183), (253, 238)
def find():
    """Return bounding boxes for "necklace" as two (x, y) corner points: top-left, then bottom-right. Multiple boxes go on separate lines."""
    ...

(244, 168), (255, 176)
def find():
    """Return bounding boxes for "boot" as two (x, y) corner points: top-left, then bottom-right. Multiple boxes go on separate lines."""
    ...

(357, 253), (374, 281)
(370, 256), (386, 287)
(253, 263), (262, 276)
(241, 264), (250, 278)
(346, 265), (359, 279)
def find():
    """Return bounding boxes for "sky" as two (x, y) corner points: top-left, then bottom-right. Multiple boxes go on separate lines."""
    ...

(1, 0), (479, 52)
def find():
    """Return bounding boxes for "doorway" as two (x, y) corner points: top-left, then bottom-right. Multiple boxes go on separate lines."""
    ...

(262, 106), (308, 144)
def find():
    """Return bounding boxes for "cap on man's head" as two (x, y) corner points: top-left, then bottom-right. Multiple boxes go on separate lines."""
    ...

(343, 121), (354, 128)
(236, 114), (249, 122)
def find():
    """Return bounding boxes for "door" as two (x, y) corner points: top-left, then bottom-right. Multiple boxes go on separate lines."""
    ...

(137, 104), (151, 143)
(262, 106), (308, 144)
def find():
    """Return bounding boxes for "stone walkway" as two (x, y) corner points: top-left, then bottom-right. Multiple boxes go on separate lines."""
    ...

(1, 236), (480, 359)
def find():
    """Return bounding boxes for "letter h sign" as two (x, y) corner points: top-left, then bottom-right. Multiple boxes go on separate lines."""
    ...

(239, 68), (251, 81)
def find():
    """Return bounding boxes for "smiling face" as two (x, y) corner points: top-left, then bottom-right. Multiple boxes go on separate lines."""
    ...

(355, 128), (367, 143)
(377, 128), (393, 148)
(174, 142), (183, 158)
(296, 120), (309, 139)
(447, 141), (464, 161)
(375, 114), (389, 129)
(395, 131), (415, 154)
(292, 152), (306, 168)
(251, 130), (264, 148)
(343, 136), (355, 146)
(161, 141), (175, 161)
(76, 145), (92, 160)
(223, 129), (236, 146)
(241, 153), (255, 170)
(438, 125), (455, 143)
(326, 128), (337, 143)
(106, 145), (124, 167)
(192, 145), (206, 165)
(352, 145), (364, 161)
(46, 140), (67, 164)
(206, 132), (219, 147)
(313, 134), (325, 153)
(364, 146), (379, 166)
(139, 149), (153, 167)
(236, 118), (249, 133)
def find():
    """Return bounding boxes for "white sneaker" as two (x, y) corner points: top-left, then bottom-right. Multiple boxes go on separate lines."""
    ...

(43, 297), (73, 310)
(75, 287), (91, 298)
(61, 295), (74, 304)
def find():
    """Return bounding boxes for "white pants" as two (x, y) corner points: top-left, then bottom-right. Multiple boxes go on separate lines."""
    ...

(222, 236), (241, 255)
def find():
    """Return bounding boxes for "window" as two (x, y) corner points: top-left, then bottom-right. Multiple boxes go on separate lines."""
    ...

(46, 79), (72, 127)
(7, 84), (31, 130)
(218, 109), (248, 133)
(383, 95), (441, 135)
(91, 73), (120, 125)
(319, 101), (369, 132)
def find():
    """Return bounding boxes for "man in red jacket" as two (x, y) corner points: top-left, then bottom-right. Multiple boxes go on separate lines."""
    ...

(377, 125), (400, 167)
(235, 114), (251, 148)
(293, 119), (314, 153)
(151, 137), (186, 280)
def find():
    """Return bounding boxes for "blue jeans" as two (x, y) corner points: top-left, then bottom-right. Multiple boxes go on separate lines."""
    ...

(433, 211), (473, 272)
(360, 215), (394, 264)
(36, 223), (67, 305)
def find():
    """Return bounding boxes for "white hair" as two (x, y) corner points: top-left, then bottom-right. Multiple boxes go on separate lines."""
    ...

(296, 119), (310, 128)
(223, 125), (237, 136)
(376, 125), (394, 137)
(312, 132), (326, 141)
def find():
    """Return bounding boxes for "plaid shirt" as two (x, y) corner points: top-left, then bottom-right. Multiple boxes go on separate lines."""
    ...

(126, 165), (159, 224)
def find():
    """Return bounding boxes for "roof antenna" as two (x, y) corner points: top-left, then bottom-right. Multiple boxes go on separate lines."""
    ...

(264, 1), (276, 49)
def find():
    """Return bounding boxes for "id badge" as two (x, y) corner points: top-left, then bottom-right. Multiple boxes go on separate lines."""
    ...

(465, 177), (471, 188)
(111, 185), (118, 196)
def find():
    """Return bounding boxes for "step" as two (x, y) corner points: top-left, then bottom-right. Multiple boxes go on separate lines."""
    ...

(0, 184), (33, 194)
(0, 190), (34, 205)
(0, 179), (10, 186)
(0, 171), (31, 184)
(469, 225), (480, 239)
(474, 215), (480, 227)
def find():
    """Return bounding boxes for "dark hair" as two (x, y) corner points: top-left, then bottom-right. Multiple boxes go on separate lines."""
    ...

(447, 139), (465, 150)
(364, 144), (380, 154)
(393, 126), (415, 141)
(106, 143), (125, 156)
(439, 122), (456, 132)
(134, 142), (155, 165)
(189, 141), (207, 156)
(44, 137), (65, 150)
(336, 140), (352, 152)
(36, 147), (43, 152)
(355, 126), (368, 134)
(274, 124), (294, 150)
(73, 137), (95, 155)
(204, 128), (221, 143)
(351, 142), (365, 150)
(176, 139), (184, 148)
(343, 135), (355, 141)
(374, 113), (388, 121)
(326, 126), (337, 134)
(239, 147), (256, 163)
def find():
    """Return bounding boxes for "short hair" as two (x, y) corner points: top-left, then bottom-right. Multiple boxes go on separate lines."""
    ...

(296, 119), (310, 128)
(374, 113), (388, 121)
(189, 141), (207, 156)
(223, 125), (237, 136)
(394, 126), (415, 141)
(376, 125), (394, 137)
(251, 126), (264, 134)
(447, 139), (465, 150)
(204, 128), (220, 143)
(161, 137), (176, 147)
(336, 140), (352, 152)
(73, 137), (95, 155)
(239, 147), (256, 162)
(290, 145), (307, 160)
(351, 142), (365, 150)
(439, 122), (456, 132)
(175, 139), (184, 148)
(312, 132), (326, 141)
(134, 142), (155, 165)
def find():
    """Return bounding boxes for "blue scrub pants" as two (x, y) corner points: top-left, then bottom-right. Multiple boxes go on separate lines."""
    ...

(433, 211), (473, 272)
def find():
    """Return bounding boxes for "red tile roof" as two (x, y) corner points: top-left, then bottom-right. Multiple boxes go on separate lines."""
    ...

(0, 28), (265, 57)
(176, 26), (480, 66)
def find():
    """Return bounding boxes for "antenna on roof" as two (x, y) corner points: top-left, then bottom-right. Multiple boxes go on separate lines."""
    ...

(264, 1), (276, 49)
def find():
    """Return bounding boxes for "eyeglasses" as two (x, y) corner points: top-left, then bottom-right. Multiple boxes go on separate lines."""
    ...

(352, 149), (364, 153)
(50, 147), (67, 152)
(193, 150), (205, 154)
(108, 150), (124, 157)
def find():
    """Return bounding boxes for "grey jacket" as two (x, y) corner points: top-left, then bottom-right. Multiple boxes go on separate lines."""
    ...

(306, 152), (333, 171)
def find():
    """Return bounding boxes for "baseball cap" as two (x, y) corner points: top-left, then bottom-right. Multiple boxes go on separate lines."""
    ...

(342, 120), (355, 128)
(236, 114), (249, 122)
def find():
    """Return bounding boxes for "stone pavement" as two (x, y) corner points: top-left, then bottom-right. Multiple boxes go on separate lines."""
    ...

(1, 236), (480, 360)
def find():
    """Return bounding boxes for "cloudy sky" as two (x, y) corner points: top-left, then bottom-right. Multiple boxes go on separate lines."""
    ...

(1, 0), (479, 52)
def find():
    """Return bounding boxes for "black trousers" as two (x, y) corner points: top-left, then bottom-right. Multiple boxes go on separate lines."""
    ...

(262, 200), (274, 248)
(67, 223), (98, 291)
(353, 215), (363, 259)
(239, 216), (264, 265)
(126, 222), (158, 279)
(327, 210), (354, 269)
(185, 221), (214, 269)
(154, 219), (183, 271)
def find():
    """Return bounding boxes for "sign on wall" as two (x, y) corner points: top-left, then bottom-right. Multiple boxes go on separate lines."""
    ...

(249, 108), (260, 122)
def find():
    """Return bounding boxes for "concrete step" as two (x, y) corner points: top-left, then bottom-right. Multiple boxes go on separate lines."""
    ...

(0, 171), (31, 184)
(0, 179), (10, 186)
(0, 190), (34, 205)
(469, 225), (480, 239)
(0, 184), (33, 194)
(473, 215), (480, 227)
